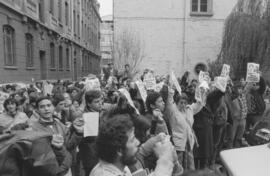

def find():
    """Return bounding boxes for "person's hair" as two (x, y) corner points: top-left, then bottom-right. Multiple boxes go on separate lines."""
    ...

(3, 98), (18, 111)
(125, 64), (130, 68)
(96, 114), (134, 163)
(52, 93), (65, 106)
(146, 92), (161, 113)
(133, 116), (151, 143)
(175, 93), (189, 104)
(35, 96), (53, 109)
(85, 90), (102, 104)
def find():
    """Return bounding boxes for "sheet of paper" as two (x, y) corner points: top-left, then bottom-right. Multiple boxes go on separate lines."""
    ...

(83, 112), (99, 137)
(0, 91), (9, 113)
(119, 88), (140, 115)
(221, 64), (230, 78)
(143, 72), (156, 90)
(85, 78), (101, 91)
(246, 63), (260, 83)
(171, 71), (182, 95)
(214, 76), (227, 93)
(199, 71), (211, 84)
(135, 80), (147, 102)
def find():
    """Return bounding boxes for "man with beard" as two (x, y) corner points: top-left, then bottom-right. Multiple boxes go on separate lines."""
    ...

(90, 114), (177, 176)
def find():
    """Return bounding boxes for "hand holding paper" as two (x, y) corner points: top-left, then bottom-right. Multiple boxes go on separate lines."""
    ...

(83, 112), (99, 137)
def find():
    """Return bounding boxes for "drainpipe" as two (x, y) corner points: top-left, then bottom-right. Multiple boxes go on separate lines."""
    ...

(182, 0), (187, 73)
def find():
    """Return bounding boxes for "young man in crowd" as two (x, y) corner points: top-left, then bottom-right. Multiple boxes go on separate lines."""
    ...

(145, 92), (170, 135)
(166, 84), (204, 171)
(30, 96), (84, 175)
(231, 83), (248, 147)
(79, 90), (104, 176)
(90, 114), (177, 176)
(0, 98), (29, 133)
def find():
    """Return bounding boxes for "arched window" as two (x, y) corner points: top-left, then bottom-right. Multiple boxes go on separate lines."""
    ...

(3, 25), (15, 66)
(59, 45), (63, 70)
(25, 33), (34, 67)
(50, 43), (55, 68)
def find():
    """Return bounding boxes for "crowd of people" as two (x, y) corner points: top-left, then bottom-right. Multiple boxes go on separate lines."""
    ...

(0, 62), (269, 176)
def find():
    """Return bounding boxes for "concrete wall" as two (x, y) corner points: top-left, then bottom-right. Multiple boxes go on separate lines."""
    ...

(114, 0), (238, 77)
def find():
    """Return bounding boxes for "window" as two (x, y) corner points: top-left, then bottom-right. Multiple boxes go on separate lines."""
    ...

(65, 2), (69, 25)
(50, 43), (55, 68)
(77, 15), (80, 37)
(3, 25), (15, 66)
(191, 0), (213, 16)
(59, 46), (63, 70)
(50, 0), (54, 15)
(73, 10), (76, 36)
(66, 48), (70, 70)
(25, 33), (34, 67)
(58, 0), (62, 22)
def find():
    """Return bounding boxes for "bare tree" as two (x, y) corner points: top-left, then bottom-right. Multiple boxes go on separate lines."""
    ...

(113, 29), (146, 77)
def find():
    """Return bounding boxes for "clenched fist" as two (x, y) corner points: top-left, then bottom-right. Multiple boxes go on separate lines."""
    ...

(51, 134), (64, 149)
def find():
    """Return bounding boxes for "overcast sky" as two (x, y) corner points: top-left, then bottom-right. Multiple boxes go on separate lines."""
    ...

(98, 0), (113, 17)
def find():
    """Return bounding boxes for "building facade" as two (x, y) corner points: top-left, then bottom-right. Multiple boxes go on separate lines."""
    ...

(114, 0), (238, 77)
(0, 0), (101, 83)
(100, 15), (113, 67)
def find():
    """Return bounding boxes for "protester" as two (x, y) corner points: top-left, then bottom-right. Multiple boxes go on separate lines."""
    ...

(193, 89), (225, 169)
(78, 90), (104, 176)
(0, 98), (29, 133)
(90, 114), (177, 176)
(166, 82), (204, 171)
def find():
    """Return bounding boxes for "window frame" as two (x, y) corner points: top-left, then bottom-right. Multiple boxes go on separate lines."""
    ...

(25, 33), (34, 68)
(58, 45), (63, 71)
(190, 0), (213, 16)
(65, 2), (69, 26)
(66, 48), (70, 71)
(3, 25), (16, 67)
(50, 42), (56, 69)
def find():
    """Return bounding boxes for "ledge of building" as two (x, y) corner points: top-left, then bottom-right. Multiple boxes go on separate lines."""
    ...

(4, 66), (18, 70)
(190, 12), (213, 17)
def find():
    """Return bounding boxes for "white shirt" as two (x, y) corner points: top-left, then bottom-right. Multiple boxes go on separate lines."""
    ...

(90, 161), (132, 176)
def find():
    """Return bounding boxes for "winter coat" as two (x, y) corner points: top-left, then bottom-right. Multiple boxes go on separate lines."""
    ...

(193, 105), (214, 159)
(0, 131), (70, 176)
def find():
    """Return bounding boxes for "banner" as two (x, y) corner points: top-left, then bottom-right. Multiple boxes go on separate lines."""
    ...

(135, 80), (147, 102)
(144, 72), (156, 90)
(246, 63), (260, 83)
(83, 112), (99, 137)
(221, 64), (230, 78)
(119, 88), (140, 115)
(171, 71), (182, 95)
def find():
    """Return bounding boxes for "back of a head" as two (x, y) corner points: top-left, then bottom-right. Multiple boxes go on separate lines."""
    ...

(96, 114), (134, 163)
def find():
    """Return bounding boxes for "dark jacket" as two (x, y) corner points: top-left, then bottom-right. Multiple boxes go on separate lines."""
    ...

(0, 131), (70, 176)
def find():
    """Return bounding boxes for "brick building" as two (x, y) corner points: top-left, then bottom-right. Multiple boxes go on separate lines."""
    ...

(114, 0), (238, 78)
(0, 0), (101, 83)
